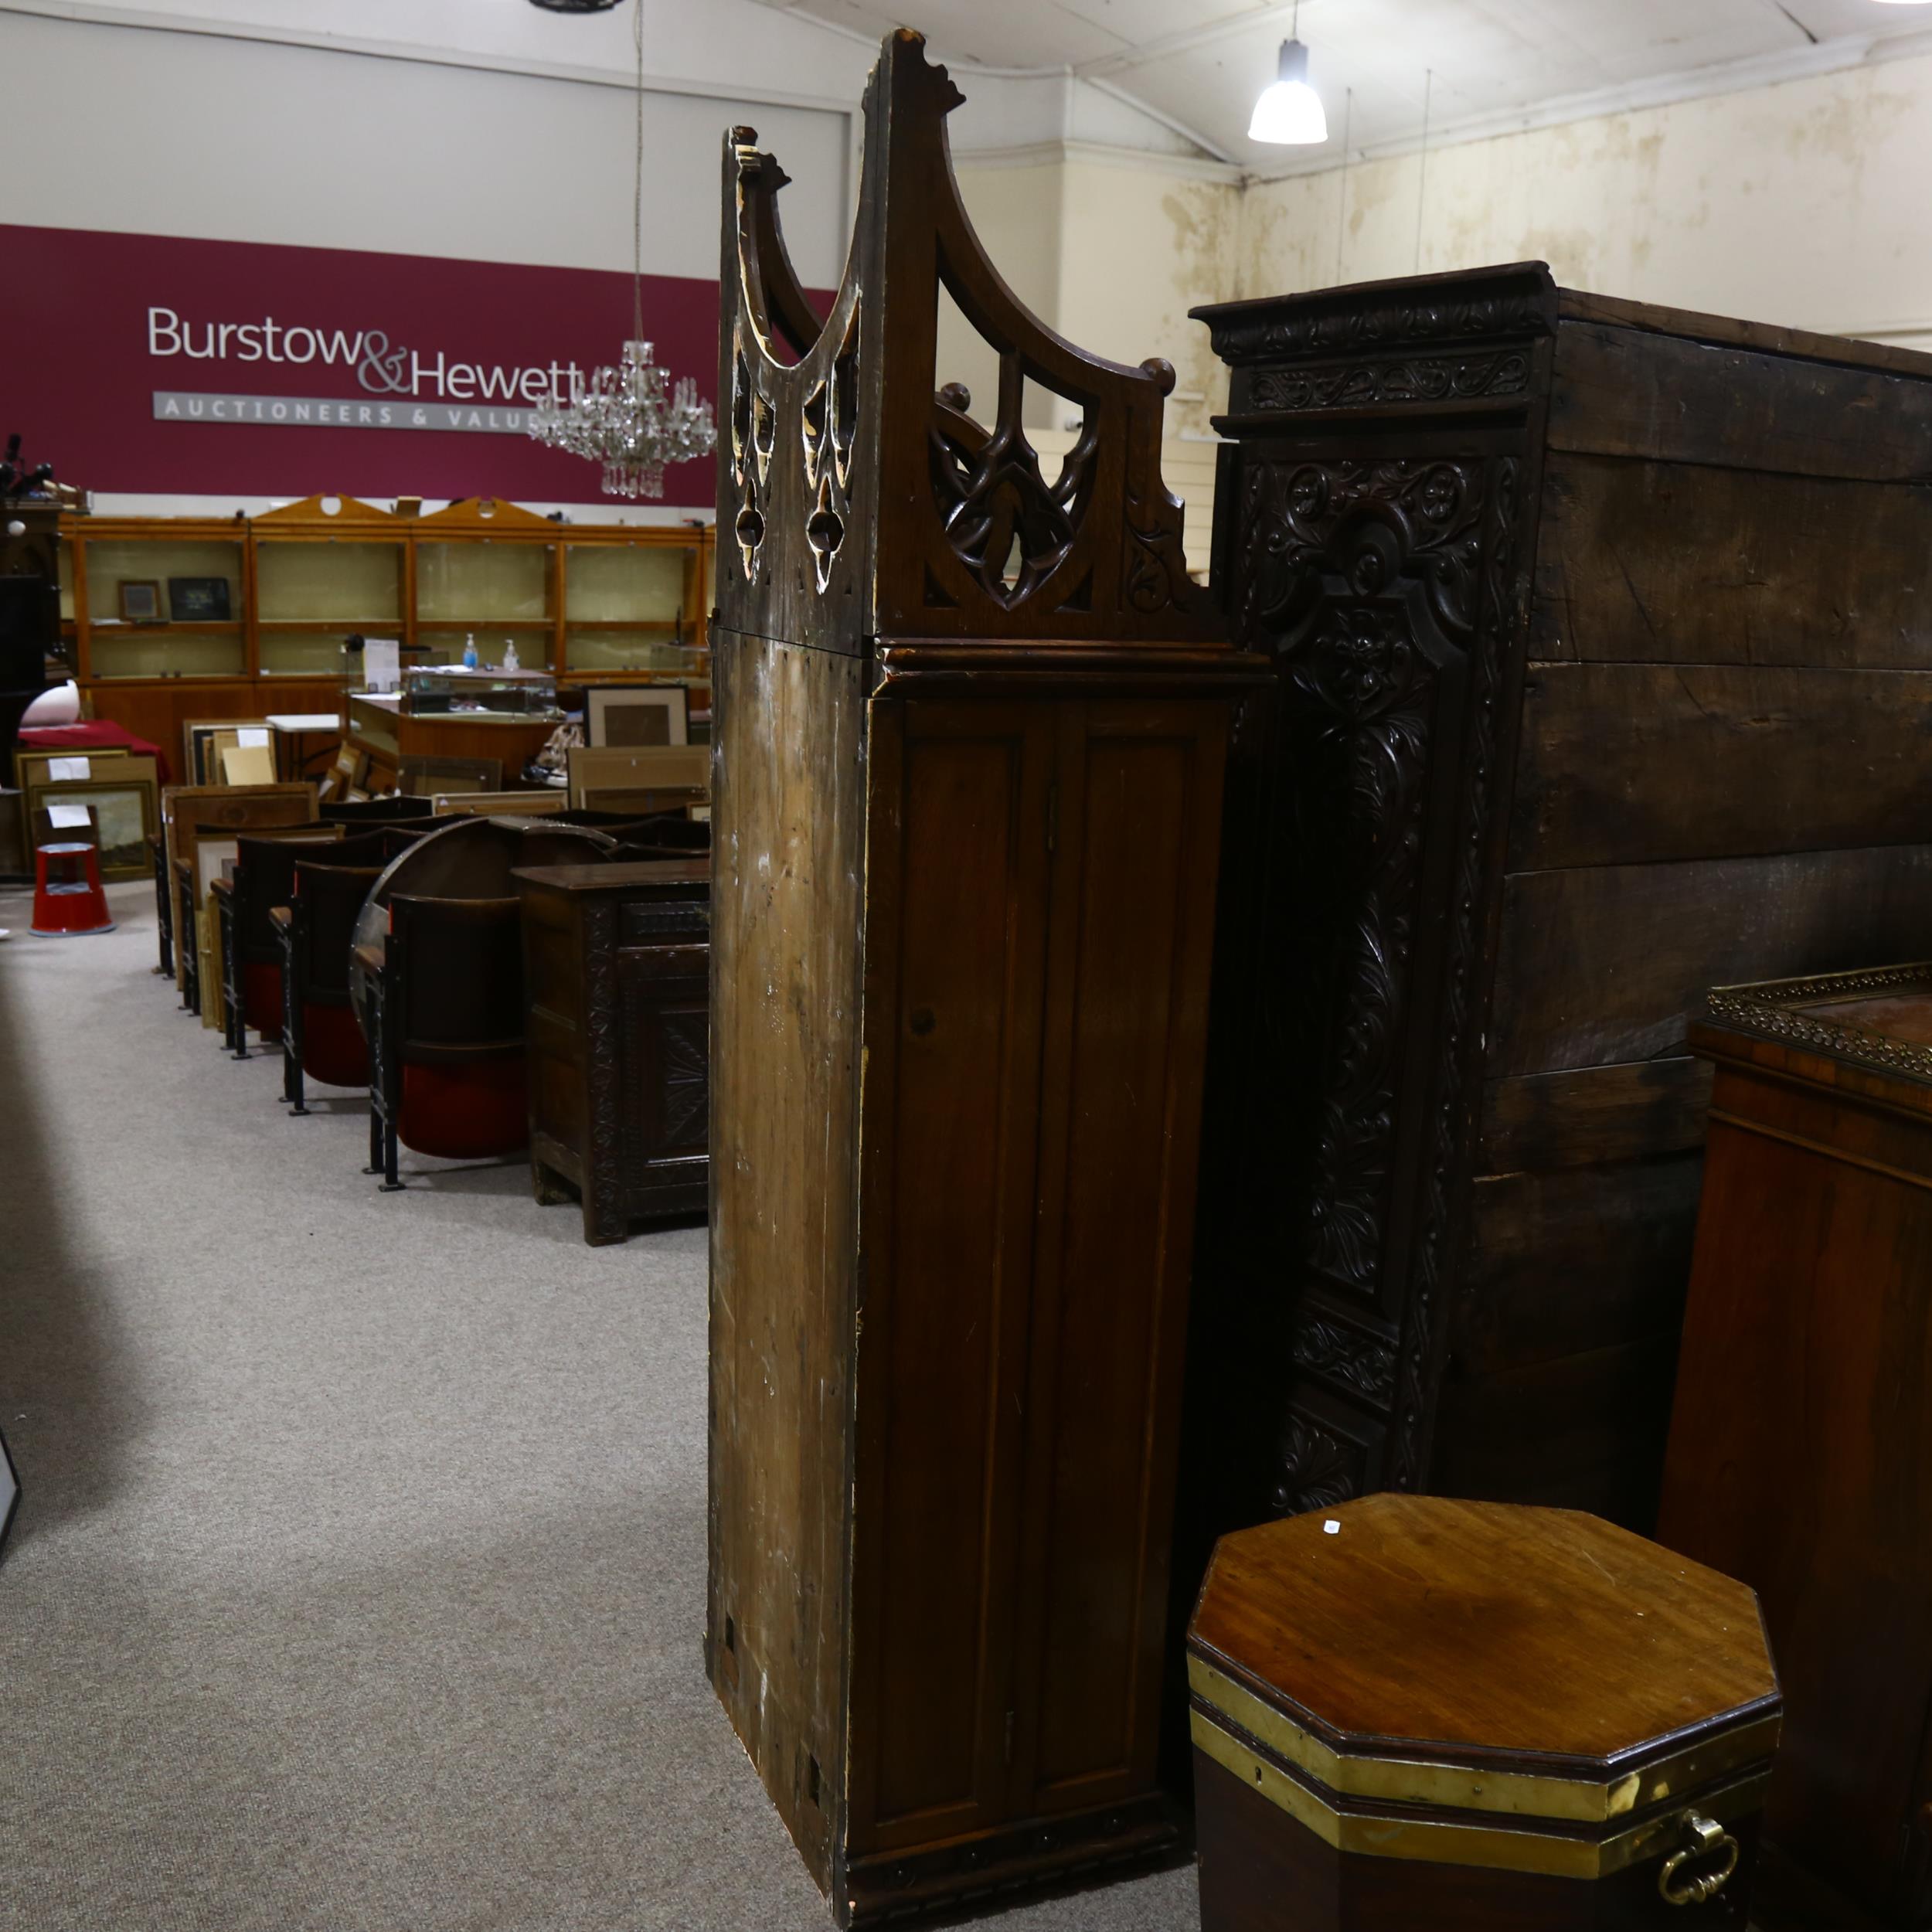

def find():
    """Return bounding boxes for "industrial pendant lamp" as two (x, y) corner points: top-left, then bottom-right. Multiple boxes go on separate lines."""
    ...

(1249, 1), (1328, 145)
(526, 0), (717, 494)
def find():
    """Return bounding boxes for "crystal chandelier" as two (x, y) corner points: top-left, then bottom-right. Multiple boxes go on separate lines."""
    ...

(528, 341), (714, 498)
(526, 0), (716, 496)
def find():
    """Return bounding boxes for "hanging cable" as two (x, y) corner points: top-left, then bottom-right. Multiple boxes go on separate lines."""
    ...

(1335, 86), (1352, 286)
(1413, 68), (1432, 274)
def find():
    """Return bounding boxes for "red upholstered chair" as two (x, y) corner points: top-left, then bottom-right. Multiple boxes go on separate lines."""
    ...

(217, 828), (387, 1056)
(277, 859), (385, 1114)
(362, 893), (529, 1189)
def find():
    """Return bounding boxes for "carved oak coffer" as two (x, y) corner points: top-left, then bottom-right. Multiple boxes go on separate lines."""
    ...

(1189, 1496), (1780, 1932)
(706, 30), (1260, 1927)
(1176, 266), (1932, 1569)
(516, 859), (710, 1244)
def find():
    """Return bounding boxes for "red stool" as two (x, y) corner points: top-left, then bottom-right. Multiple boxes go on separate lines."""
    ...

(30, 842), (116, 937)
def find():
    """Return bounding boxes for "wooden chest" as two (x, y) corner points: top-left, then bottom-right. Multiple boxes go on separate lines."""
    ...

(1177, 265), (1932, 1579)
(1660, 968), (1932, 1929)
(1189, 1495), (1781, 1932)
(516, 859), (710, 1244)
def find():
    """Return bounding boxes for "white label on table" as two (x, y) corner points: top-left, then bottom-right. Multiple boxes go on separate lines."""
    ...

(363, 640), (400, 694)
(48, 757), (90, 781)
(47, 803), (92, 828)
(237, 728), (270, 748)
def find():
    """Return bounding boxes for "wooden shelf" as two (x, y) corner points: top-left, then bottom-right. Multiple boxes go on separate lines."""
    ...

(257, 617), (406, 631)
(416, 617), (557, 629)
(88, 620), (243, 634)
(67, 495), (714, 753)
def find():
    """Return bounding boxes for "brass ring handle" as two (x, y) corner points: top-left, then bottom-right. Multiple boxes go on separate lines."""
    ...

(1658, 1813), (1740, 1906)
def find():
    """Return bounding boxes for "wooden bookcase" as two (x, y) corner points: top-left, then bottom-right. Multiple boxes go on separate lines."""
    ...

(706, 32), (1260, 1925)
(64, 493), (713, 755)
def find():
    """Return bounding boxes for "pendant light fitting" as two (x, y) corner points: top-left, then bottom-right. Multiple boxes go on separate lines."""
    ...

(1249, 1), (1328, 146)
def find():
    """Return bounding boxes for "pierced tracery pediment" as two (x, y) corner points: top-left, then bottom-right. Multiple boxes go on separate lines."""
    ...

(714, 31), (1222, 648)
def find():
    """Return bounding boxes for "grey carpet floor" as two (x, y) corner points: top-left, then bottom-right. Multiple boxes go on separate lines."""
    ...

(0, 882), (1199, 1932)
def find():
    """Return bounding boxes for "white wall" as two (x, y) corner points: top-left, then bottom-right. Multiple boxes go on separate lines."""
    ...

(1, 7), (853, 287)
(1237, 49), (1932, 352)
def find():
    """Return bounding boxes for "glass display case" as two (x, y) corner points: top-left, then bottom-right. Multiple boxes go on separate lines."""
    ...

(400, 667), (560, 720)
(66, 495), (713, 765)
(79, 531), (247, 679)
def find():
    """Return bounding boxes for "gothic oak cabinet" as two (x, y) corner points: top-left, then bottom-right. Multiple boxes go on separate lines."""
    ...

(1175, 265), (1932, 1579)
(705, 32), (1258, 1927)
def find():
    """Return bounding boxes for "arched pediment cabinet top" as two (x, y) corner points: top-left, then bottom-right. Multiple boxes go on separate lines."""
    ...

(715, 29), (1223, 651)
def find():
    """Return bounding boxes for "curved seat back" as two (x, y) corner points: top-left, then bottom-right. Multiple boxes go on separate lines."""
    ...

(389, 893), (526, 1060)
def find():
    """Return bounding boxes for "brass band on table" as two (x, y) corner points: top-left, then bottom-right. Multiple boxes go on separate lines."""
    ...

(1189, 1654), (1780, 1829)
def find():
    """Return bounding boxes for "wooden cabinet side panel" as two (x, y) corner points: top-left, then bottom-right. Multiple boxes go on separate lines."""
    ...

(1530, 454), (1932, 671)
(1488, 847), (1932, 1078)
(847, 699), (1054, 1850)
(1549, 320), (1932, 481)
(1018, 699), (1229, 1807)
(706, 631), (866, 1895)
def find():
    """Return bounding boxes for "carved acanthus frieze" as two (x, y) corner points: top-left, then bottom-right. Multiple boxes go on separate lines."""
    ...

(1236, 459), (1488, 1301)
(1291, 1318), (1397, 1405)
(1389, 456), (1522, 1491)
(1248, 349), (1530, 415)
(1274, 1411), (1362, 1516)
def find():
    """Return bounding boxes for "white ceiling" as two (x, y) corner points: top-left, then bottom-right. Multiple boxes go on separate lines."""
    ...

(758, 0), (1932, 172)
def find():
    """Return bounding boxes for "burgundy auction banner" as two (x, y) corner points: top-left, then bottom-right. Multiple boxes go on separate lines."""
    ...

(0, 223), (743, 506)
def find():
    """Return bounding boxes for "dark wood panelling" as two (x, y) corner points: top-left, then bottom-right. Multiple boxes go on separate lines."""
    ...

(1510, 663), (1932, 868)
(857, 702), (1049, 1845)
(1430, 1335), (1683, 1523)
(1478, 1058), (1712, 1173)
(1556, 286), (1932, 382)
(1019, 703), (1226, 1809)
(1550, 321), (1932, 479)
(1490, 845), (1932, 1076)
(1530, 456), (1932, 669)
(1455, 1156), (1704, 1376)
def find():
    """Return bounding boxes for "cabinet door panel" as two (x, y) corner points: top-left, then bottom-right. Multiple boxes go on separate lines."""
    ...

(851, 699), (1055, 1847)
(1016, 699), (1230, 1808)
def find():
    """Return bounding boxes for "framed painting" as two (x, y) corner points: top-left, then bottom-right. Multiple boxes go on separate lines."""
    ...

(25, 756), (160, 880)
(585, 684), (690, 750)
(182, 719), (273, 788)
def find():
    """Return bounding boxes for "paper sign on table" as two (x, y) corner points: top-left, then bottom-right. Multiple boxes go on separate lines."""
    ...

(363, 639), (401, 694)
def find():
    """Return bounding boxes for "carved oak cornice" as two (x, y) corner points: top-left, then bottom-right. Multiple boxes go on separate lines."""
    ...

(1195, 263), (1556, 369)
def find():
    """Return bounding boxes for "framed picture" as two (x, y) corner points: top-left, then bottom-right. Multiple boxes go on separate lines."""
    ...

(168, 576), (233, 622)
(118, 579), (163, 623)
(13, 747), (130, 796)
(25, 756), (160, 880)
(585, 683), (690, 749)
(182, 718), (273, 787)
(566, 743), (709, 812)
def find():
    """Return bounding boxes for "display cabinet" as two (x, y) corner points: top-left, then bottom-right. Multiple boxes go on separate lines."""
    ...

(64, 495), (715, 758)
(253, 492), (408, 680)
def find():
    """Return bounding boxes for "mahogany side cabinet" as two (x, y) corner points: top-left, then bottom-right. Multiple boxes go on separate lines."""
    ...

(1660, 967), (1932, 1932)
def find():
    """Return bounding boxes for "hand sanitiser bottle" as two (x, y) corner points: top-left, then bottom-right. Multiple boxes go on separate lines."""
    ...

(503, 641), (521, 672)
(462, 632), (478, 669)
